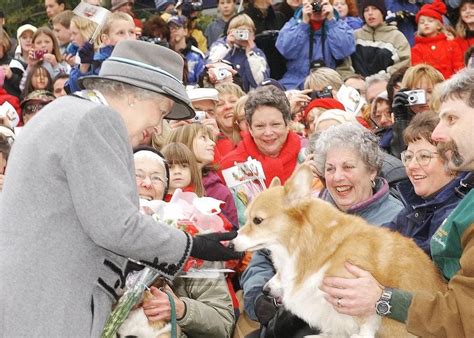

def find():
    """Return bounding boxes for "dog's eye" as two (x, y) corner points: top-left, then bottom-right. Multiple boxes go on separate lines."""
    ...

(253, 217), (263, 225)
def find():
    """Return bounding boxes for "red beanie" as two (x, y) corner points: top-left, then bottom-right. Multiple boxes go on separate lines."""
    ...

(303, 98), (345, 121)
(416, 0), (446, 24)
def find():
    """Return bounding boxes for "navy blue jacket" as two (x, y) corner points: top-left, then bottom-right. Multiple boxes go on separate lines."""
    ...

(385, 173), (467, 256)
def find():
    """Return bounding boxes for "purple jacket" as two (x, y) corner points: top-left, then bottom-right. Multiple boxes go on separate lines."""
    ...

(203, 171), (239, 229)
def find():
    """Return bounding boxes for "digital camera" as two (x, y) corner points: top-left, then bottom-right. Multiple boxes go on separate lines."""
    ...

(192, 110), (206, 123)
(312, 1), (322, 13)
(405, 89), (426, 106)
(309, 86), (333, 100)
(33, 49), (45, 60)
(234, 29), (249, 41)
(214, 68), (231, 81)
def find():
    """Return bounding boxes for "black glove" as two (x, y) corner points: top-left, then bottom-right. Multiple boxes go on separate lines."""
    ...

(264, 307), (320, 338)
(78, 41), (94, 64)
(391, 90), (412, 122)
(190, 231), (243, 261)
(255, 294), (279, 326)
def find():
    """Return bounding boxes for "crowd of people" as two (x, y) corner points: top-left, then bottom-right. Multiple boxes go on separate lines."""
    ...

(0, 0), (473, 337)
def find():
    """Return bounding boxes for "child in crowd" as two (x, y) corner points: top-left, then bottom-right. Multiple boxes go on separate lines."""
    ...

(412, 0), (464, 79)
(22, 64), (53, 98)
(20, 90), (55, 125)
(51, 10), (75, 63)
(0, 67), (21, 125)
(161, 142), (205, 200)
(205, 0), (236, 46)
(21, 27), (70, 92)
(68, 12), (136, 93)
(455, 0), (474, 55)
(52, 73), (68, 98)
(333, 0), (363, 29)
(14, 25), (37, 65)
(1, 28), (22, 97)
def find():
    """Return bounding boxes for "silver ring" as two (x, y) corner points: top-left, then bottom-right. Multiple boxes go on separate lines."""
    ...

(336, 297), (342, 307)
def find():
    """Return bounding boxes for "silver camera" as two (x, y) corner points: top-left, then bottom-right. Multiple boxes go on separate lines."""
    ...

(192, 110), (206, 123)
(214, 68), (231, 81)
(234, 29), (249, 41)
(406, 89), (426, 106)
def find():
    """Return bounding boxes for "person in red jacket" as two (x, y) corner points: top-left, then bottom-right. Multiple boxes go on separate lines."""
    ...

(412, 0), (464, 79)
(455, 0), (474, 57)
(220, 85), (301, 187)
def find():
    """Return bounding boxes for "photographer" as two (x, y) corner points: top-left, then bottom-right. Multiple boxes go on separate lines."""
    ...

(206, 13), (270, 92)
(275, 0), (355, 90)
(390, 64), (445, 159)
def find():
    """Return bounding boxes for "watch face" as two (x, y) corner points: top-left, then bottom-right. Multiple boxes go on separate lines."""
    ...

(377, 301), (390, 315)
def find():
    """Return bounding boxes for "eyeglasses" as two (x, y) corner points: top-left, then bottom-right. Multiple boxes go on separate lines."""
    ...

(401, 149), (439, 167)
(135, 171), (166, 186)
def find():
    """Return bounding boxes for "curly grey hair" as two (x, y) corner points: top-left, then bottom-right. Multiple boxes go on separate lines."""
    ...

(244, 85), (291, 125)
(311, 123), (383, 176)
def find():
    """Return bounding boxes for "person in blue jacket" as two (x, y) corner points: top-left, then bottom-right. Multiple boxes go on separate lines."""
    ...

(206, 13), (270, 92)
(384, 111), (467, 256)
(275, 0), (355, 90)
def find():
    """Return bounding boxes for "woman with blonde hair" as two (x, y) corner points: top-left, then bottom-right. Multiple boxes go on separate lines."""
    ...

(206, 13), (269, 92)
(214, 82), (245, 157)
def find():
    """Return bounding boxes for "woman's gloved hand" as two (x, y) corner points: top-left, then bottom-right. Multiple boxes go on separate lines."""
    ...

(78, 42), (94, 64)
(190, 231), (243, 261)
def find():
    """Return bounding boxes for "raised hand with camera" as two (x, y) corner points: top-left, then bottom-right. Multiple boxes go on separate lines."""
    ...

(391, 89), (412, 122)
(302, 0), (334, 23)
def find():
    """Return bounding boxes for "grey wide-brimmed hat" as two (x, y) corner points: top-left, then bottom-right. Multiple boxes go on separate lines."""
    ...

(78, 40), (195, 120)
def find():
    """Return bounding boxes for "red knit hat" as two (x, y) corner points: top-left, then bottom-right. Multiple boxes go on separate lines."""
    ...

(416, 0), (446, 24)
(303, 98), (345, 121)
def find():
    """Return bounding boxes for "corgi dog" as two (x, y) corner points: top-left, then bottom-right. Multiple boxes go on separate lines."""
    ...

(233, 165), (447, 337)
(117, 278), (180, 338)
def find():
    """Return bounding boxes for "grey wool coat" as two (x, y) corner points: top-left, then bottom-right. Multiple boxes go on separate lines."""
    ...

(0, 95), (192, 337)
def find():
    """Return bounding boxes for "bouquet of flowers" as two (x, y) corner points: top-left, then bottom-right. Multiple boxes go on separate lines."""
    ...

(101, 190), (230, 337)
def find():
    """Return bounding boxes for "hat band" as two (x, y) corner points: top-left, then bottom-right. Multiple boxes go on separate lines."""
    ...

(107, 56), (183, 85)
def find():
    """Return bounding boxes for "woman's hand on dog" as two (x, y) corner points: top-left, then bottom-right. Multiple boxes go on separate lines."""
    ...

(320, 262), (383, 317)
(143, 286), (186, 321)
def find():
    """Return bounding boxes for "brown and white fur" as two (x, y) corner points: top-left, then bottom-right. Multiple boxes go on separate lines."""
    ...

(117, 278), (180, 338)
(233, 165), (447, 337)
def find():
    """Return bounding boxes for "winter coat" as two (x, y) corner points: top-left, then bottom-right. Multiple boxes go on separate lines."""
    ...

(241, 177), (402, 322)
(243, 4), (288, 80)
(191, 28), (208, 53)
(68, 45), (114, 93)
(206, 38), (270, 92)
(343, 16), (364, 30)
(412, 33), (464, 79)
(399, 189), (474, 337)
(203, 170), (239, 229)
(385, 174), (466, 256)
(385, 0), (421, 46)
(183, 43), (205, 86)
(0, 95), (191, 336)
(173, 261), (235, 337)
(276, 10), (355, 89)
(352, 23), (411, 77)
(219, 131), (301, 187)
(205, 17), (228, 47)
(455, 31), (474, 58)
(0, 87), (21, 122)
(321, 177), (404, 225)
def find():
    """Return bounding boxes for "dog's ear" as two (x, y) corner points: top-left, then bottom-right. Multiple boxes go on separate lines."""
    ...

(284, 165), (313, 204)
(269, 176), (281, 188)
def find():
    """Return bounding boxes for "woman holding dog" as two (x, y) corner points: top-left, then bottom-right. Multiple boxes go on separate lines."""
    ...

(322, 69), (474, 337)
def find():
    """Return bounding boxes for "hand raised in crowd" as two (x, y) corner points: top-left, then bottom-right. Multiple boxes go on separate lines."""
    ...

(391, 89), (412, 122)
(200, 116), (220, 137)
(206, 62), (237, 85)
(286, 89), (312, 116)
(142, 285), (186, 321)
(302, 0), (334, 23)
(78, 42), (95, 65)
(63, 53), (77, 67)
(0, 65), (12, 79)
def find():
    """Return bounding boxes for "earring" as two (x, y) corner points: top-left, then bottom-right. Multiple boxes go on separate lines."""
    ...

(371, 180), (376, 188)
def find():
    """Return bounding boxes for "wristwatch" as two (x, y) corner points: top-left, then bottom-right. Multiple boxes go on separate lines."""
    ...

(375, 288), (393, 316)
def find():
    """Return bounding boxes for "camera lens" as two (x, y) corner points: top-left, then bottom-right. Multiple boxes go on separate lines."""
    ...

(312, 2), (322, 12)
(407, 94), (416, 104)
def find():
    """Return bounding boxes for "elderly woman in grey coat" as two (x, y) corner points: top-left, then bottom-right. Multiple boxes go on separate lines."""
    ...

(0, 40), (241, 336)
(313, 123), (403, 225)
